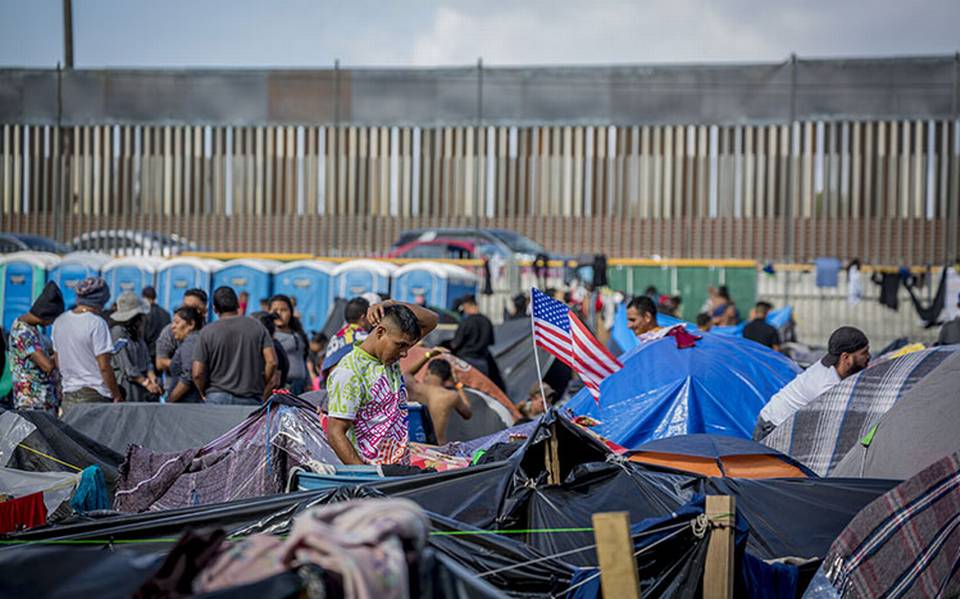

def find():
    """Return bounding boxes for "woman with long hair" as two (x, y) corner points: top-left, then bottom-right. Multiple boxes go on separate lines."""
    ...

(269, 294), (310, 394)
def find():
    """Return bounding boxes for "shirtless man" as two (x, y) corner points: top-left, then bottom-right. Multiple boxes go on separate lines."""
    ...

(407, 357), (473, 445)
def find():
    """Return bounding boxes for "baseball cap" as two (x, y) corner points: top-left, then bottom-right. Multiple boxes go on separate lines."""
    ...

(821, 326), (869, 367)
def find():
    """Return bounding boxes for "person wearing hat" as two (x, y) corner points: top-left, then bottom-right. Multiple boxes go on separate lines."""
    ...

(934, 292), (960, 346)
(8, 282), (65, 413)
(754, 326), (870, 441)
(52, 277), (124, 405)
(109, 291), (163, 403)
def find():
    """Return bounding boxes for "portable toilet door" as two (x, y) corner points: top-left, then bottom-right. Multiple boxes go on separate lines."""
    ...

(157, 258), (214, 315)
(332, 260), (397, 299)
(272, 260), (334, 334)
(393, 262), (447, 308)
(47, 253), (111, 309)
(212, 259), (278, 313)
(0, 252), (60, 332)
(102, 257), (159, 307)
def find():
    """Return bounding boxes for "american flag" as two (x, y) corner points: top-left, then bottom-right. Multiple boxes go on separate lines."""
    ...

(531, 288), (622, 401)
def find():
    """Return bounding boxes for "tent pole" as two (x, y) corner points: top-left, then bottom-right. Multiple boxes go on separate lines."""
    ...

(592, 511), (642, 599)
(529, 288), (549, 412)
(704, 495), (736, 599)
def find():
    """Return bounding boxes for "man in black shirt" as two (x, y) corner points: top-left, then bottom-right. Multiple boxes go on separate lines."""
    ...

(142, 286), (171, 364)
(450, 295), (505, 391)
(742, 301), (781, 351)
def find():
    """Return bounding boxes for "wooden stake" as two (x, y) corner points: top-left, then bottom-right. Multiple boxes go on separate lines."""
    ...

(592, 511), (642, 599)
(545, 422), (561, 485)
(704, 495), (736, 599)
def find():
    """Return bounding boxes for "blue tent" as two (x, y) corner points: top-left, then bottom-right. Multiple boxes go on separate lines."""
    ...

(566, 331), (801, 448)
(392, 262), (478, 310)
(157, 258), (215, 315)
(212, 259), (277, 310)
(102, 257), (159, 305)
(272, 260), (334, 334)
(332, 260), (396, 299)
(0, 252), (60, 332)
(47, 253), (110, 309)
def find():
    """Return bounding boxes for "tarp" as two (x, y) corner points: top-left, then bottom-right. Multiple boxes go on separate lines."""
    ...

(114, 395), (340, 512)
(62, 403), (258, 454)
(0, 467), (80, 516)
(831, 351), (960, 479)
(762, 346), (958, 476)
(4, 410), (123, 491)
(629, 434), (815, 478)
(566, 332), (800, 447)
(815, 452), (960, 599)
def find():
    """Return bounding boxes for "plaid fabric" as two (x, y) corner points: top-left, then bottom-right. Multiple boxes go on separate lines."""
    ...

(824, 452), (960, 598)
(763, 347), (956, 476)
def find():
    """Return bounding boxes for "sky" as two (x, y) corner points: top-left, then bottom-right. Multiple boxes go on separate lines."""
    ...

(1, 0), (958, 69)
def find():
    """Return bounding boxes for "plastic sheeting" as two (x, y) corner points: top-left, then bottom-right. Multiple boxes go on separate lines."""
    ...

(0, 467), (80, 515)
(0, 410), (36, 465)
(566, 332), (800, 448)
(62, 403), (258, 454)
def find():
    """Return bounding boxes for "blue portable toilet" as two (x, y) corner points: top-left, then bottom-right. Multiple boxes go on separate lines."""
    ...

(332, 260), (396, 300)
(157, 257), (215, 315)
(392, 262), (479, 310)
(0, 252), (60, 332)
(212, 259), (278, 311)
(47, 253), (111, 309)
(272, 260), (334, 334)
(103, 257), (160, 306)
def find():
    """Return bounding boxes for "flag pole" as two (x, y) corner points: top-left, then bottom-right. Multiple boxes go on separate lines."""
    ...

(529, 288), (550, 412)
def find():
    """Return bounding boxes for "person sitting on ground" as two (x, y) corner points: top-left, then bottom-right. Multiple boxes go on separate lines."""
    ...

(251, 311), (289, 392)
(450, 295), (506, 391)
(52, 277), (124, 405)
(695, 313), (713, 333)
(192, 287), (277, 406)
(167, 307), (204, 403)
(110, 291), (163, 402)
(325, 301), (438, 465)
(408, 358), (472, 446)
(141, 286), (170, 367)
(324, 296), (371, 361)
(753, 326), (870, 441)
(743, 301), (781, 351)
(156, 288), (207, 396)
(270, 294), (310, 394)
(935, 292), (960, 346)
(626, 295), (660, 338)
(9, 282), (65, 414)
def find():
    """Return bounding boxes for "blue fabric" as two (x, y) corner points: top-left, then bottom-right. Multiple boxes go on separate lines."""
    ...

(814, 257), (842, 288)
(741, 552), (799, 599)
(567, 330), (800, 448)
(69, 465), (109, 513)
(206, 391), (261, 406)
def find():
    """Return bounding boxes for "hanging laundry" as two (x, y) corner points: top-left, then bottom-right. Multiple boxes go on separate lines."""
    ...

(0, 491), (47, 533)
(943, 265), (960, 321)
(846, 261), (863, 305)
(814, 257), (842, 288)
(871, 272), (901, 311)
(903, 266), (948, 328)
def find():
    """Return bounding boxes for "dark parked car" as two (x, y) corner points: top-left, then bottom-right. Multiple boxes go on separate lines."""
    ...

(0, 233), (68, 254)
(391, 228), (547, 263)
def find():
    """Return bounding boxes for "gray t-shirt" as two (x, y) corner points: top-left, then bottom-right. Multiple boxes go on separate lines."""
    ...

(155, 323), (179, 395)
(194, 316), (273, 398)
(169, 331), (201, 403)
(275, 330), (308, 381)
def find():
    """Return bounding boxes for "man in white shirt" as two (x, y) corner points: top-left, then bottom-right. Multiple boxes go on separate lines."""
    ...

(753, 326), (870, 441)
(52, 277), (124, 405)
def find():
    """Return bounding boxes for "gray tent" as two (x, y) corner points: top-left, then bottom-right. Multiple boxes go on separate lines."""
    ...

(831, 351), (960, 479)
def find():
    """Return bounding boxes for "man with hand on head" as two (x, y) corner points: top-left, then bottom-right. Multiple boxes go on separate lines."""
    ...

(325, 300), (438, 465)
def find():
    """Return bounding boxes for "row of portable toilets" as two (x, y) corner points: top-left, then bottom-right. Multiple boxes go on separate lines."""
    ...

(0, 253), (478, 333)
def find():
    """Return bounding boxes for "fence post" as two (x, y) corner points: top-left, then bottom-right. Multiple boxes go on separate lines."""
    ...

(544, 421), (561, 485)
(592, 511), (642, 599)
(703, 495), (736, 599)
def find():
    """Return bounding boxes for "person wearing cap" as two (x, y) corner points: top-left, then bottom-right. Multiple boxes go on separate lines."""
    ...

(9, 282), (65, 413)
(109, 291), (163, 402)
(52, 277), (124, 405)
(754, 326), (870, 441)
(934, 292), (960, 346)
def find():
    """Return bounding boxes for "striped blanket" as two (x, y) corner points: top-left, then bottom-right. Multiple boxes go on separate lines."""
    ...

(762, 347), (955, 476)
(823, 451), (960, 598)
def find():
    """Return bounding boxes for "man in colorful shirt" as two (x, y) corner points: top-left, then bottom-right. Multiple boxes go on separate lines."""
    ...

(10, 282), (65, 413)
(326, 301), (438, 465)
(323, 297), (372, 360)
